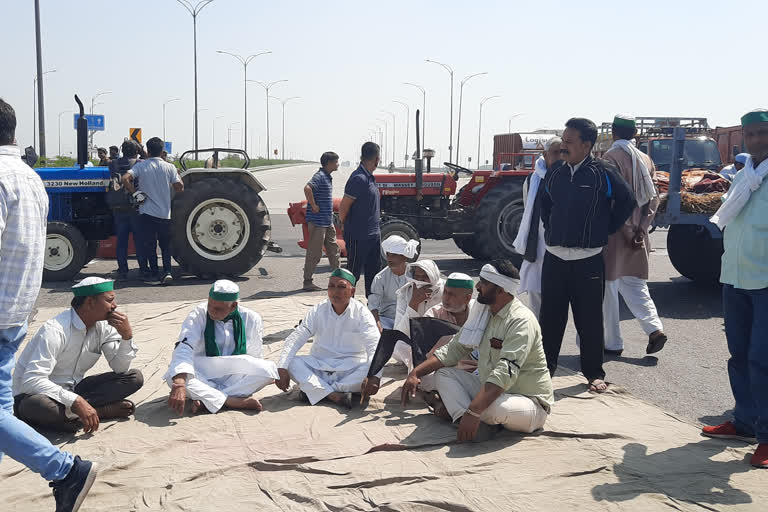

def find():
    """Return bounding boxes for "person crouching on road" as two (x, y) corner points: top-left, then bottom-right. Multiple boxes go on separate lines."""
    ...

(339, 142), (382, 296)
(703, 108), (768, 469)
(122, 137), (184, 285)
(13, 277), (143, 434)
(402, 261), (554, 442)
(165, 280), (278, 415)
(302, 151), (341, 291)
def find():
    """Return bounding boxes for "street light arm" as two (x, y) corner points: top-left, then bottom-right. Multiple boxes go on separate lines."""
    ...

(195, 0), (214, 15)
(244, 51), (271, 65)
(480, 95), (501, 106)
(216, 50), (246, 65)
(175, 0), (195, 16)
(403, 82), (425, 94)
(461, 72), (488, 85)
(425, 59), (453, 75)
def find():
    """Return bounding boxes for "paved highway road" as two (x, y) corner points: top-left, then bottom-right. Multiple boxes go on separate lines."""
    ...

(36, 163), (732, 430)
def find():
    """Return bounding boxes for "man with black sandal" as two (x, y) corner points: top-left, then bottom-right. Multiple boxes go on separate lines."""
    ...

(13, 277), (143, 433)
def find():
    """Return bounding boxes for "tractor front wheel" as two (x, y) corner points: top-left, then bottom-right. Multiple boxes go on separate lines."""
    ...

(43, 222), (88, 281)
(471, 180), (525, 265)
(380, 219), (421, 263)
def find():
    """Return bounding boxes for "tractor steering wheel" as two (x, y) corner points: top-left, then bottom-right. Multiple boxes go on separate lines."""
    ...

(443, 162), (474, 176)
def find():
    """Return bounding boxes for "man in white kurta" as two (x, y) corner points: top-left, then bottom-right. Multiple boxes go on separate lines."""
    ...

(166, 280), (278, 415)
(368, 235), (419, 330)
(13, 277), (142, 433)
(275, 269), (380, 408)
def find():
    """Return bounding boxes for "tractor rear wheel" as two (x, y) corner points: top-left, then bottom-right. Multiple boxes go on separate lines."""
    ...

(172, 177), (271, 278)
(380, 219), (421, 263)
(452, 235), (490, 260)
(44, 222), (88, 281)
(471, 180), (525, 265)
(666, 224), (723, 283)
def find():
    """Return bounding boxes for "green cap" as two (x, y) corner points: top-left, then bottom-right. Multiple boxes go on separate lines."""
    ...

(741, 109), (768, 127)
(445, 272), (475, 289)
(72, 277), (114, 297)
(330, 268), (356, 286)
(613, 114), (636, 129)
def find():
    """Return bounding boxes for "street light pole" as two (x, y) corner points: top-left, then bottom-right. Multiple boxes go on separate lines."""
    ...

(212, 115), (224, 147)
(477, 95), (500, 170)
(377, 118), (388, 165)
(162, 97), (181, 142)
(456, 72), (487, 167)
(57, 110), (72, 158)
(247, 79), (287, 160)
(33, 0), (52, 161)
(32, 69), (55, 153)
(392, 100), (409, 167)
(380, 111), (396, 167)
(425, 59), (454, 163)
(404, 82), (425, 152)
(89, 91), (111, 156)
(270, 96), (299, 160)
(227, 121), (240, 149)
(176, 0), (214, 157)
(217, 50), (271, 154)
(507, 112), (524, 134)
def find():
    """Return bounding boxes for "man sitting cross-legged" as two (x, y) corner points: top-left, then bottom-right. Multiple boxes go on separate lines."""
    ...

(275, 269), (380, 409)
(165, 280), (278, 415)
(13, 277), (143, 434)
(402, 261), (554, 442)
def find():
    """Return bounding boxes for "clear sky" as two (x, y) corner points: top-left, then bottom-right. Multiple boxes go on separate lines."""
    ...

(3, 0), (766, 166)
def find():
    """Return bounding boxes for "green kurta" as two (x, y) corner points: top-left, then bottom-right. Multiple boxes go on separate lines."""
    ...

(434, 297), (554, 412)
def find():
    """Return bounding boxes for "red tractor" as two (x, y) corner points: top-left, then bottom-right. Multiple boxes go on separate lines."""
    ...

(288, 111), (538, 262)
(288, 155), (537, 263)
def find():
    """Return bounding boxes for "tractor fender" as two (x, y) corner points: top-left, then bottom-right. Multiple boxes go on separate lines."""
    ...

(181, 168), (267, 194)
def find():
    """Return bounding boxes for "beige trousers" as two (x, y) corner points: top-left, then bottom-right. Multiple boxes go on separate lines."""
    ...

(303, 222), (341, 283)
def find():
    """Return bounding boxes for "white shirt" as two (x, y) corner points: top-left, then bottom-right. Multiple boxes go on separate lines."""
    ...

(0, 145), (49, 328)
(127, 157), (180, 219)
(278, 298), (379, 371)
(546, 155), (603, 261)
(166, 303), (265, 379)
(367, 267), (408, 319)
(13, 308), (137, 407)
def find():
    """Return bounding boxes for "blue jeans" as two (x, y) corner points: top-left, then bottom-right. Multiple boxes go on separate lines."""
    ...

(0, 323), (73, 481)
(344, 235), (381, 297)
(114, 210), (139, 274)
(723, 284), (768, 443)
(137, 214), (173, 275)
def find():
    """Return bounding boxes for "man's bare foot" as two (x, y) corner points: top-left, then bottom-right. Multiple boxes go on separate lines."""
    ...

(224, 396), (263, 411)
(95, 400), (135, 419)
(588, 379), (608, 393)
(326, 392), (353, 409)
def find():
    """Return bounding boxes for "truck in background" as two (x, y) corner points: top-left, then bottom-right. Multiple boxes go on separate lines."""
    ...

(712, 125), (744, 165)
(492, 131), (561, 171)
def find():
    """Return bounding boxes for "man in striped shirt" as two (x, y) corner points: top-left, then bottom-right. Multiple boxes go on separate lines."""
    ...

(302, 152), (341, 291)
(0, 98), (98, 511)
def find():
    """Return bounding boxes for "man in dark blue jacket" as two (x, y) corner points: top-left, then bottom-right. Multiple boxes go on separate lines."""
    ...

(539, 118), (635, 392)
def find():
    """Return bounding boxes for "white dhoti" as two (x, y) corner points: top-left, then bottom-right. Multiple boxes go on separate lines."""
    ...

(287, 356), (369, 405)
(166, 355), (278, 413)
(434, 367), (548, 433)
(603, 277), (663, 351)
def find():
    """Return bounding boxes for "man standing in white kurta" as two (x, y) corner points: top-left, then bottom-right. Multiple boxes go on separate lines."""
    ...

(275, 269), (380, 409)
(166, 280), (278, 415)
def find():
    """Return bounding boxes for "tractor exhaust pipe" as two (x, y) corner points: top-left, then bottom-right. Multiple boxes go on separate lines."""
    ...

(414, 109), (423, 200)
(74, 95), (88, 169)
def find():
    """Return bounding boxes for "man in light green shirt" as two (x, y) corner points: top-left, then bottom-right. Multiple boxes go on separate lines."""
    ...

(402, 261), (554, 442)
(702, 109), (768, 469)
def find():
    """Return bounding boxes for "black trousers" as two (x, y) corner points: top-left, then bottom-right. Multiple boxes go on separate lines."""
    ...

(14, 369), (144, 432)
(344, 235), (381, 297)
(137, 214), (173, 275)
(540, 251), (606, 381)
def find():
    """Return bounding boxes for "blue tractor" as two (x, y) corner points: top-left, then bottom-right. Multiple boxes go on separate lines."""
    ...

(37, 95), (276, 281)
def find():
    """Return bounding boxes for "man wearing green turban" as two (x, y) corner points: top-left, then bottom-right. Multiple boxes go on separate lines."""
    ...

(165, 280), (279, 415)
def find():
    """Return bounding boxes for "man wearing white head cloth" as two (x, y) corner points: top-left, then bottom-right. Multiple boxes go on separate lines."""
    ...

(403, 261), (553, 442)
(13, 277), (143, 433)
(368, 235), (420, 331)
(166, 280), (278, 415)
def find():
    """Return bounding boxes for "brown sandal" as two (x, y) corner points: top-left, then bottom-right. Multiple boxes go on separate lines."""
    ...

(96, 400), (135, 419)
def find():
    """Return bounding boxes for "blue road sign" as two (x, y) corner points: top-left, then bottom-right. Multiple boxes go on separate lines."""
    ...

(164, 142), (172, 154)
(74, 114), (105, 131)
